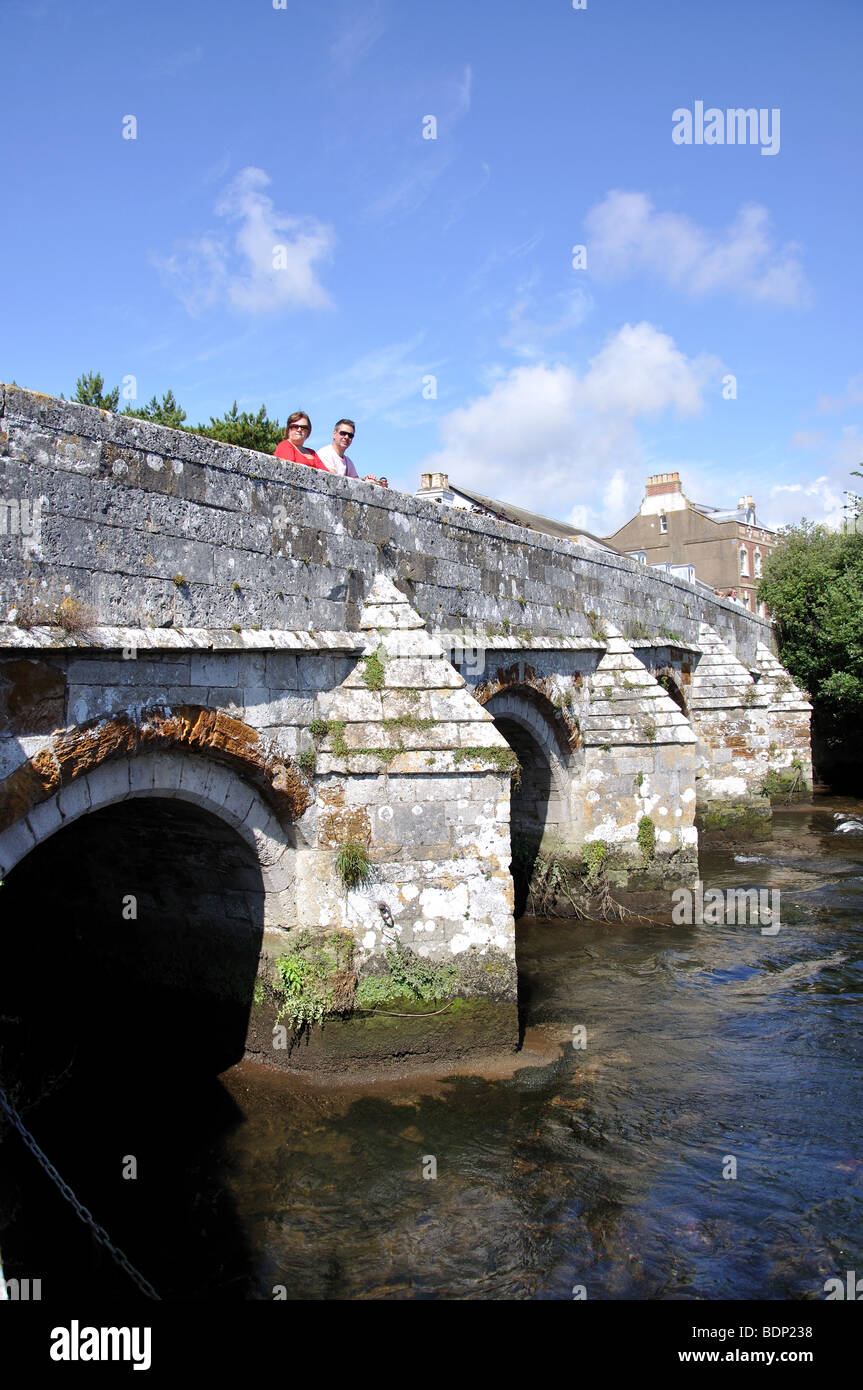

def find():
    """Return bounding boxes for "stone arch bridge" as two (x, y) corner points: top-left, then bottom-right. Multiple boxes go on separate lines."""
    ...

(0, 387), (811, 1067)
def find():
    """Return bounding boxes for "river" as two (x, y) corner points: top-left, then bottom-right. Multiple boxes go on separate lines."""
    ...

(1, 799), (861, 1301)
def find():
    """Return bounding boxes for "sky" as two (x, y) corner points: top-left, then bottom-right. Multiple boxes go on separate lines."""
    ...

(3, 0), (862, 536)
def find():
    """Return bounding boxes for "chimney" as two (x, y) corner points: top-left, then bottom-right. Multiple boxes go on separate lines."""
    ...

(418, 471), (449, 492)
(738, 496), (746, 509)
(645, 472), (682, 497)
(745, 495), (754, 509)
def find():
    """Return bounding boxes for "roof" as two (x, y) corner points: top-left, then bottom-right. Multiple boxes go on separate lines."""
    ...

(449, 483), (619, 553)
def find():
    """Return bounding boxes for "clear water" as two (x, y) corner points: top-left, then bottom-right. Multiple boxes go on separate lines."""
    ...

(2, 802), (861, 1300)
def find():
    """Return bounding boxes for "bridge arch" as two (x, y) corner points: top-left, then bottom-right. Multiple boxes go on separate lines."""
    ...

(482, 687), (578, 843)
(0, 751), (297, 925)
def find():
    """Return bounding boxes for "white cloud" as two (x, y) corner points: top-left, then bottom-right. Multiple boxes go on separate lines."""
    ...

(418, 322), (721, 534)
(767, 428), (863, 528)
(584, 191), (810, 307)
(154, 167), (335, 316)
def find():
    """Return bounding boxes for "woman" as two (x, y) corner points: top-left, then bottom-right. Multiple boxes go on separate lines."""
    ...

(274, 412), (328, 470)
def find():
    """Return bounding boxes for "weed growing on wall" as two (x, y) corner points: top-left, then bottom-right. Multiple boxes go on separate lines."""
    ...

(637, 815), (656, 861)
(355, 942), (457, 1010)
(274, 930), (357, 1031)
(335, 840), (373, 890)
(362, 646), (386, 690)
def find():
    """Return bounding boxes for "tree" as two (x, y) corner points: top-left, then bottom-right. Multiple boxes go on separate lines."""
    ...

(195, 401), (283, 454)
(759, 522), (863, 785)
(74, 371), (119, 412)
(124, 391), (187, 430)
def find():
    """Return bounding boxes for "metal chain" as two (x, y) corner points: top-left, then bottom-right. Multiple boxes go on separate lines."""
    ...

(0, 1087), (160, 1300)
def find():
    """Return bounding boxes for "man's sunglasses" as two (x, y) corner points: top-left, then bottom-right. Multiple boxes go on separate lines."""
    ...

(337, 430), (354, 439)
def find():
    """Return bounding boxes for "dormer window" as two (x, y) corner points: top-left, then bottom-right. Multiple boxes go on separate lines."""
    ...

(659, 513), (668, 533)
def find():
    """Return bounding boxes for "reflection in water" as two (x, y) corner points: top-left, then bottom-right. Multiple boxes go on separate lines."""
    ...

(1, 803), (861, 1299)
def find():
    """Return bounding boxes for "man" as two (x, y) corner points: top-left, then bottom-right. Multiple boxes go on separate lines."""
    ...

(316, 420), (358, 477)
(316, 420), (378, 482)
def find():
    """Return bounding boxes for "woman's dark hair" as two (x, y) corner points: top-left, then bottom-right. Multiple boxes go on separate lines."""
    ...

(285, 410), (311, 433)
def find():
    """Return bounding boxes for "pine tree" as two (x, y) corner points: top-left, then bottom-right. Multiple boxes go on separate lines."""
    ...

(74, 371), (120, 412)
(125, 391), (187, 430)
(195, 401), (283, 453)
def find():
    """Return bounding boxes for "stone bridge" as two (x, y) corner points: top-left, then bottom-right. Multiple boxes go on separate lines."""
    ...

(0, 386), (811, 1069)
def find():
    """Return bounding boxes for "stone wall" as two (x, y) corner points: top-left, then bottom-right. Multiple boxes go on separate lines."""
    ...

(1, 385), (774, 660)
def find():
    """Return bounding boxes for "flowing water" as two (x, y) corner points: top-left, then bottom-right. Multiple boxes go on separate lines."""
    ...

(2, 801), (861, 1300)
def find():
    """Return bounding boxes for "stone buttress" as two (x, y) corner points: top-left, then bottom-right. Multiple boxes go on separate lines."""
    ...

(580, 625), (698, 881)
(688, 623), (774, 839)
(248, 575), (520, 1069)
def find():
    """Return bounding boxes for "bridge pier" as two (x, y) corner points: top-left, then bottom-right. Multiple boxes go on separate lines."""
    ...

(581, 627), (698, 882)
(688, 624), (774, 841)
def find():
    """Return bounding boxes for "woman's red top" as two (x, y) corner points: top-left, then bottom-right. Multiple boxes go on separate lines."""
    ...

(274, 439), (329, 470)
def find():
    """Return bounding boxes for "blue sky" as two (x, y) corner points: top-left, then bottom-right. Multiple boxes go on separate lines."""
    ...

(3, 0), (862, 534)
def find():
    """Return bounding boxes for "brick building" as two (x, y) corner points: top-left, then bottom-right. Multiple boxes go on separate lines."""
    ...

(603, 472), (776, 615)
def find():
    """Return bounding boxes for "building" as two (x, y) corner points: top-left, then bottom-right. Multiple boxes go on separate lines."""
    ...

(603, 472), (777, 615)
(416, 472), (617, 554)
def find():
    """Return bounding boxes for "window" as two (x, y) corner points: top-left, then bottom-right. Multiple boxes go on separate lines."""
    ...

(659, 514), (668, 533)
(740, 546), (749, 577)
(754, 549), (762, 578)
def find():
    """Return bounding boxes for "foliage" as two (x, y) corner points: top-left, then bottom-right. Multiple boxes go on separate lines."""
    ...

(581, 840), (607, 885)
(642, 721), (657, 742)
(308, 718), (331, 739)
(74, 370), (119, 412)
(125, 390), (187, 430)
(362, 647), (386, 690)
(453, 746), (521, 785)
(759, 522), (863, 754)
(195, 400), (283, 453)
(637, 815), (656, 861)
(274, 930), (356, 1031)
(296, 748), (315, 773)
(355, 942), (457, 1009)
(334, 840), (373, 890)
(381, 714), (436, 733)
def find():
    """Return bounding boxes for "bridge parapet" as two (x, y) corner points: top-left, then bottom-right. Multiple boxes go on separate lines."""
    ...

(2, 383), (774, 659)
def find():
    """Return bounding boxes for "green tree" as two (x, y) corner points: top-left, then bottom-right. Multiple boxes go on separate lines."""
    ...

(759, 522), (863, 783)
(74, 371), (119, 412)
(195, 401), (283, 454)
(124, 390), (187, 430)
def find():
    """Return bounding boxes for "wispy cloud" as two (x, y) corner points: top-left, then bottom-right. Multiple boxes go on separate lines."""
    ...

(154, 167), (335, 316)
(329, 0), (387, 76)
(585, 191), (811, 307)
(310, 336), (443, 423)
(500, 284), (593, 359)
(362, 64), (473, 225)
(443, 161), (491, 232)
(147, 45), (203, 79)
(817, 372), (863, 413)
